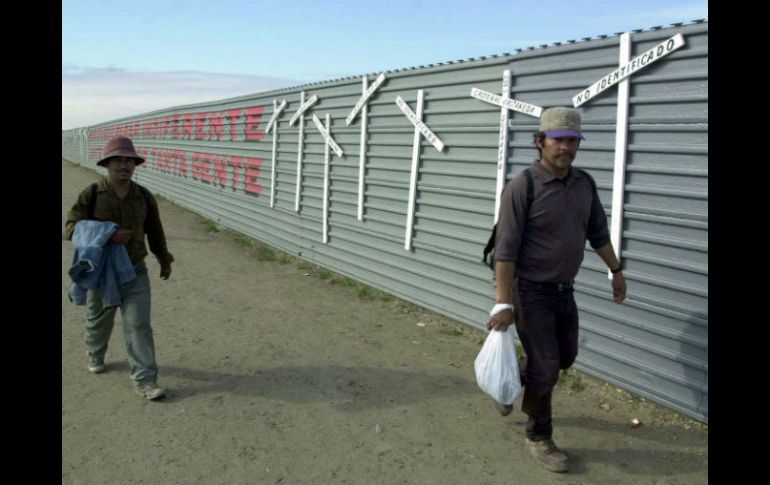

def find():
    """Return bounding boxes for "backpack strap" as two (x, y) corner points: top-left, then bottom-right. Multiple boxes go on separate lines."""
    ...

(483, 226), (497, 265)
(86, 183), (98, 219)
(136, 184), (154, 209)
(483, 168), (534, 268)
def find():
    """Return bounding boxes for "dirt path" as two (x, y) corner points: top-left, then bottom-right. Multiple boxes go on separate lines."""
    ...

(61, 160), (707, 485)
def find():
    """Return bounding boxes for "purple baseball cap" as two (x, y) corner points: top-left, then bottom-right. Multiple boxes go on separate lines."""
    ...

(539, 107), (586, 140)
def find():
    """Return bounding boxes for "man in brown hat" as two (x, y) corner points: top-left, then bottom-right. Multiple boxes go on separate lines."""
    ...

(487, 107), (627, 472)
(65, 135), (174, 400)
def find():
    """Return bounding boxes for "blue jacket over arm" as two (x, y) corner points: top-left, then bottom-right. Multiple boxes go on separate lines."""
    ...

(68, 220), (136, 307)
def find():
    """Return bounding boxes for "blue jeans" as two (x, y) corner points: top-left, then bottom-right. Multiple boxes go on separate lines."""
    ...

(85, 262), (158, 383)
(515, 278), (579, 441)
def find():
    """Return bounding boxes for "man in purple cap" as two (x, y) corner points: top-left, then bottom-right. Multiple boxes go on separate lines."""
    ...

(65, 136), (174, 400)
(487, 107), (627, 472)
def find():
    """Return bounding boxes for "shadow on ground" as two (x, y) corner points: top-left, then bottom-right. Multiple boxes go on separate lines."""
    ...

(557, 415), (707, 476)
(107, 362), (476, 412)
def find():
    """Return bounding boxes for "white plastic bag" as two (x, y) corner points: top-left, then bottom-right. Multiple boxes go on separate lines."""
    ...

(474, 329), (521, 405)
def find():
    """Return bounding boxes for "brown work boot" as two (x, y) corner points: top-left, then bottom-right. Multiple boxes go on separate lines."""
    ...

(494, 401), (514, 416)
(525, 438), (568, 473)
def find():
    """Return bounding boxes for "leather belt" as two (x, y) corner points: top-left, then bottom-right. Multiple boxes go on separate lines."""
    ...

(519, 278), (574, 292)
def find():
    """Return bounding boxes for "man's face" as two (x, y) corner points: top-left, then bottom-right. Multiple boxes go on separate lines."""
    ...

(105, 156), (136, 182)
(539, 136), (580, 172)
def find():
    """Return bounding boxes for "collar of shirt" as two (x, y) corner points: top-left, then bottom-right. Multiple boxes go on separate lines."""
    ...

(530, 160), (585, 186)
(97, 176), (139, 198)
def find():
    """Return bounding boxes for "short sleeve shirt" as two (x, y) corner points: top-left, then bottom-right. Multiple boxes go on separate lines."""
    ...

(494, 161), (610, 282)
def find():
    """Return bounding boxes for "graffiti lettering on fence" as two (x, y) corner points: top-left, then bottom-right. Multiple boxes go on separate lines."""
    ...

(87, 105), (267, 143)
(135, 147), (264, 195)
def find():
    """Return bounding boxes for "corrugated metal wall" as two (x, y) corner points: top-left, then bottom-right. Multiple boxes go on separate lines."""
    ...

(61, 127), (88, 165)
(62, 21), (708, 422)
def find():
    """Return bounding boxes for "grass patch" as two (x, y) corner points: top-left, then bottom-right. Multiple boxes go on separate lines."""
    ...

(154, 193), (171, 204)
(341, 277), (356, 288)
(221, 229), (284, 263)
(254, 243), (277, 262)
(558, 369), (585, 394)
(318, 269), (332, 280)
(232, 233), (252, 248)
(330, 276), (356, 288)
(297, 261), (314, 271)
(395, 301), (422, 316)
(515, 343), (525, 359)
(357, 286), (376, 301)
(202, 220), (220, 233)
(441, 325), (465, 337)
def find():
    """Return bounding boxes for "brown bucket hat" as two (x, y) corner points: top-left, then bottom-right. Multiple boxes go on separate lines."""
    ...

(96, 136), (145, 167)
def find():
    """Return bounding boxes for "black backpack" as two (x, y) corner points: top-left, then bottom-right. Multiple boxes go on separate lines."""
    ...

(86, 182), (153, 219)
(483, 167), (596, 270)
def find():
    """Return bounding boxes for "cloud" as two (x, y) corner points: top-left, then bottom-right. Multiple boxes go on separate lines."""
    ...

(62, 65), (302, 129)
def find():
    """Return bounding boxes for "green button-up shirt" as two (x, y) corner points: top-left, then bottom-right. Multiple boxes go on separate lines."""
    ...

(65, 177), (174, 267)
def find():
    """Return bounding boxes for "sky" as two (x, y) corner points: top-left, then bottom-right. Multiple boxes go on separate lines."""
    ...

(62, 0), (708, 129)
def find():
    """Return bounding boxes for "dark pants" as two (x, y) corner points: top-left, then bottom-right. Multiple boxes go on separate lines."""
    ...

(515, 279), (579, 441)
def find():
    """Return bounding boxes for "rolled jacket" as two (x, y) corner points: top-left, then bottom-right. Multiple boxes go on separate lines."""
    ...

(68, 220), (136, 307)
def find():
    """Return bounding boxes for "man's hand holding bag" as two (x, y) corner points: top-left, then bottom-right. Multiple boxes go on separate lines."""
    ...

(474, 306), (522, 405)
